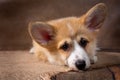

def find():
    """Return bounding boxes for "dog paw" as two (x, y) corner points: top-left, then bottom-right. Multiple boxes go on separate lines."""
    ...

(90, 56), (98, 64)
(29, 47), (34, 54)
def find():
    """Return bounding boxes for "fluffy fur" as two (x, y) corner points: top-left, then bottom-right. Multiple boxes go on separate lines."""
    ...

(28, 3), (107, 70)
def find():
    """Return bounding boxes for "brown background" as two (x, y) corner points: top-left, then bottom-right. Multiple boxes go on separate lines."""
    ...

(0, 0), (120, 50)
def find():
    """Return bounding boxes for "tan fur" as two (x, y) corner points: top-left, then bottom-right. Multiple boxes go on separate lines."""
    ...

(31, 17), (98, 65)
(29, 3), (107, 66)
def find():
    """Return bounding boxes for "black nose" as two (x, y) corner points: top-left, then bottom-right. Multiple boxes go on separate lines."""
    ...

(75, 60), (86, 70)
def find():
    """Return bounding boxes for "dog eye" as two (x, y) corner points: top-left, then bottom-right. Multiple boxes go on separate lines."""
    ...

(60, 42), (69, 51)
(79, 38), (89, 47)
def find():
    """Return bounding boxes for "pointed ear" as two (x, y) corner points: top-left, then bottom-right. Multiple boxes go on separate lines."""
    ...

(28, 22), (56, 45)
(83, 3), (107, 30)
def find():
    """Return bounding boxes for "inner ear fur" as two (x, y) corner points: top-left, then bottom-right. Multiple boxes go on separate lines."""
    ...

(83, 3), (107, 30)
(28, 22), (56, 46)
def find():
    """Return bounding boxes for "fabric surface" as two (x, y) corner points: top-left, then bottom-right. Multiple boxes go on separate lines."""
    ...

(0, 51), (120, 80)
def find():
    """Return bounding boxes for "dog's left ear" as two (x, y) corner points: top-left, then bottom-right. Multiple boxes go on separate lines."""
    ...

(83, 3), (107, 31)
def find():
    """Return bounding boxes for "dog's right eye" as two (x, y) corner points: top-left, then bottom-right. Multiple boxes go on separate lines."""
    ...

(60, 42), (70, 51)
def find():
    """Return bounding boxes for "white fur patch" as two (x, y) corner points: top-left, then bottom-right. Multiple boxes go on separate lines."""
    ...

(90, 56), (98, 64)
(93, 56), (98, 63)
(29, 47), (34, 54)
(67, 40), (90, 70)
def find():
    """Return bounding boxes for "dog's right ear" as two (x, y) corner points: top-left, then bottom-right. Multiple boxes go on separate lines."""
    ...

(28, 22), (56, 45)
(83, 3), (107, 31)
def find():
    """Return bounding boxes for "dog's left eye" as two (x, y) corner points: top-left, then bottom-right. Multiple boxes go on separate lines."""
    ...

(79, 38), (89, 47)
(60, 42), (70, 51)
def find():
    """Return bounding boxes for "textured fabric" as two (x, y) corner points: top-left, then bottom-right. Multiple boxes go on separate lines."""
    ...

(0, 51), (120, 80)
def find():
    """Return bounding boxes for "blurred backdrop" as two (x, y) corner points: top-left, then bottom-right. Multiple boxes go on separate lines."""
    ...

(0, 0), (120, 50)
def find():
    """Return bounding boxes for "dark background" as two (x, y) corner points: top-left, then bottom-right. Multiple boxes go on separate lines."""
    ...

(0, 0), (120, 50)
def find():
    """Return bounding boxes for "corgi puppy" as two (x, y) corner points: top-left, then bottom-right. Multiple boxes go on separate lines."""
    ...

(28, 3), (107, 70)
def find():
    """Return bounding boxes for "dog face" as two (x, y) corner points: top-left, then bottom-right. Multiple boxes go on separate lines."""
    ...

(29, 3), (107, 70)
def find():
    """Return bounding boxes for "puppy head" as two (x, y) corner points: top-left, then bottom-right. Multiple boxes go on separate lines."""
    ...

(29, 3), (107, 70)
